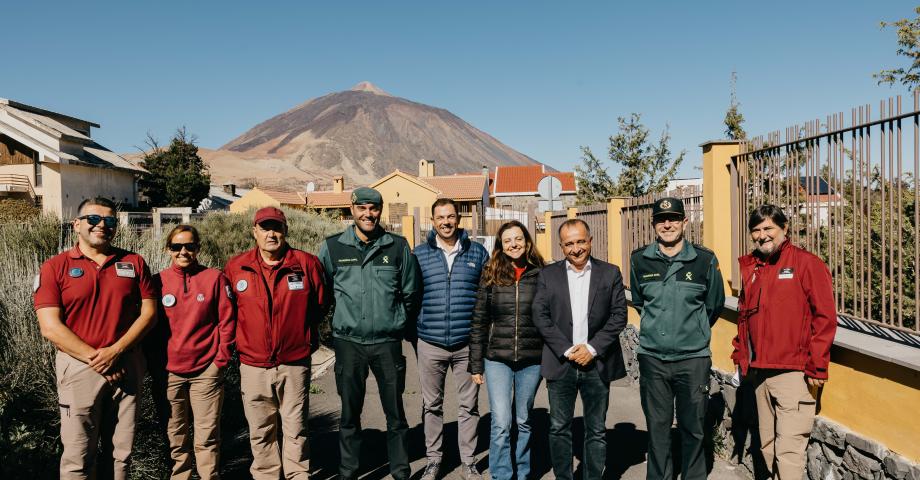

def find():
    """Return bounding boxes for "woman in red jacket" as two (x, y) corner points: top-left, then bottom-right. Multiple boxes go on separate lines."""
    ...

(156, 225), (236, 480)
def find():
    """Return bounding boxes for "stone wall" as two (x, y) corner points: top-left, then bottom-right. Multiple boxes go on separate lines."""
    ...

(617, 324), (920, 480)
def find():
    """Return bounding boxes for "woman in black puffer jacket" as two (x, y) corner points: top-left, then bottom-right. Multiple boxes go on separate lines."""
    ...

(469, 220), (545, 480)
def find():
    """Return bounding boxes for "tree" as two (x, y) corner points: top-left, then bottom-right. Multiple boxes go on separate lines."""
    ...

(576, 113), (685, 204)
(874, 6), (920, 89)
(724, 71), (747, 140)
(139, 127), (211, 208)
(574, 146), (616, 204)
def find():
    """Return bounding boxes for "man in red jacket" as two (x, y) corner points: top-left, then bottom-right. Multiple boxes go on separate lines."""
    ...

(224, 207), (328, 480)
(732, 204), (837, 479)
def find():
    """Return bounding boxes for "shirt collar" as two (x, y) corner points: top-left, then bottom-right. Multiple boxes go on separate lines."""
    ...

(565, 259), (592, 274)
(435, 235), (461, 254)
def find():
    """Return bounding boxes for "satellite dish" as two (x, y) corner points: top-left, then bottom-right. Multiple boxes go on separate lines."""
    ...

(306, 182), (316, 193)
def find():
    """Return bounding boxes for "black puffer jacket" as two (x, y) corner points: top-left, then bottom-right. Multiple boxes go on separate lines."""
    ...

(468, 266), (543, 374)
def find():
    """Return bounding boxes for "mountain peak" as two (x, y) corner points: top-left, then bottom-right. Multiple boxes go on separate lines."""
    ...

(350, 81), (390, 96)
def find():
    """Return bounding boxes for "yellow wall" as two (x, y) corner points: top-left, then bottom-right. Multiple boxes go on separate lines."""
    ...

(229, 188), (281, 213)
(374, 175), (438, 227)
(702, 141), (739, 294)
(707, 311), (920, 461)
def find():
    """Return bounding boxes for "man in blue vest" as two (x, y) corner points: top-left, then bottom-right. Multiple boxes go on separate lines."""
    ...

(413, 198), (489, 480)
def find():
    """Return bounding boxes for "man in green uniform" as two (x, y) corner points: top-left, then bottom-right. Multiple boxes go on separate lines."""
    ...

(628, 197), (725, 480)
(318, 187), (421, 480)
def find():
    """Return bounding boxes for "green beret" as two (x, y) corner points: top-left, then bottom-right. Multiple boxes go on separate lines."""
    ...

(351, 187), (383, 205)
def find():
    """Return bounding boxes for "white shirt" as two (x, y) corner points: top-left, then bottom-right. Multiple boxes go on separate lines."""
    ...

(565, 260), (597, 357)
(436, 236), (461, 273)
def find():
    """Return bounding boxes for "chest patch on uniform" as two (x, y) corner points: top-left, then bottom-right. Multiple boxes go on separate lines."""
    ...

(641, 273), (661, 279)
(287, 273), (304, 290)
(336, 257), (360, 266)
(68, 267), (84, 278)
(236, 279), (248, 292)
(115, 262), (136, 278)
(778, 267), (794, 280)
(162, 294), (177, 307)
(196, 293), (206, 302)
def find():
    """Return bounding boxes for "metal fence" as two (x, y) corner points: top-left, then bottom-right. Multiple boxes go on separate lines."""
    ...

(619, 186), (704, 288)
(731, 93), (919, 333)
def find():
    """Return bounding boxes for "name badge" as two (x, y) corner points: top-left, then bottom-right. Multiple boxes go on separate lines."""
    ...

(115, 262), (136, 278)
(778, 267), (794, 280)
(287, 273), (304, 291)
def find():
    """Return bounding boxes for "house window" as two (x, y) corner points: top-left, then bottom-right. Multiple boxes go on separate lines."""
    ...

(34, 195), (43, 210)
(33, 153), (42, 187)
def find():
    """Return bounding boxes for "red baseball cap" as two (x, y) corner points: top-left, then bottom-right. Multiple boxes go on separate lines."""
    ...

(253, 206), (287, 226)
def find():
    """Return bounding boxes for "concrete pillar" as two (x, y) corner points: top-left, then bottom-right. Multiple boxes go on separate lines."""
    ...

(152, 211), (162, 241)
(701, 140), (740, 294)
(566, 207), (578, 219)
(606, 197), (629, 268)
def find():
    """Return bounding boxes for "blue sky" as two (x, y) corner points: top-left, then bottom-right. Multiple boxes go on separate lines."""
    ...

(2, 1), (917, 177)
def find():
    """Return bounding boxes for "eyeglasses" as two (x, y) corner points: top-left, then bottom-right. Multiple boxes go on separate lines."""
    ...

(78, 214), (118, 228)
(167, 242), (200, 252)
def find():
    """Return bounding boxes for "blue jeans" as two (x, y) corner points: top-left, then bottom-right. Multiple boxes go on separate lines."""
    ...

(546, 366), (610, 480)
(484, 359), (542, 480)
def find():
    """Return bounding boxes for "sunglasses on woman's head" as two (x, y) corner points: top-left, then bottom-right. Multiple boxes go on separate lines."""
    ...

(167, 242), (200, 252)
(78, 214), (118, 228)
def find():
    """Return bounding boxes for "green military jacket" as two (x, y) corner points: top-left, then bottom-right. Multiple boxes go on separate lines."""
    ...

(318, 226), (421, 344)
(629, 240), (725, 361)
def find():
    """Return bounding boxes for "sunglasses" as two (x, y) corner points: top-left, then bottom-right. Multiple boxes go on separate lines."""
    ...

(167, 242), (200, 252)
(78, 214), (118, 228)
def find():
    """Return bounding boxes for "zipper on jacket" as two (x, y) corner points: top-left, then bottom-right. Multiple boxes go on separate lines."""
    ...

(183, 271), (188, 294)
(257, 268), (275, 363)
(514, 278), (520, 362)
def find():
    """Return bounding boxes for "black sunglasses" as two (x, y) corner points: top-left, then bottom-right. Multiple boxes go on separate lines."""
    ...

(167, 242), (200, 253)
(78, 214), (118, 228)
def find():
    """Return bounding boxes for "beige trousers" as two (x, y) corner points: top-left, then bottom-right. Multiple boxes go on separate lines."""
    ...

(240, 360), (311, 480)
(754, 369), (817, 480)
(56, 349), (145, 480)
(166, 362), (224, 480)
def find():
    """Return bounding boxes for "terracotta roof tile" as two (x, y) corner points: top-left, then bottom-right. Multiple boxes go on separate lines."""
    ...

(259, 188), (306, 205)
(493, 165), (576, 194)
(306, 190), (353, 208)
(423, 175), (487, 201)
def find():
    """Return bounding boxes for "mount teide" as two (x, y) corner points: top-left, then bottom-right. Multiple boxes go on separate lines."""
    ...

(206, 82), (538, 187)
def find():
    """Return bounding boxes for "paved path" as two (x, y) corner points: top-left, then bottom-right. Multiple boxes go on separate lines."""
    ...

(298, 343), (748, 480)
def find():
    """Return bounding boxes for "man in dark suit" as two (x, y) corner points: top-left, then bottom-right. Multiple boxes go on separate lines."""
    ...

(533, 218), (628, 480)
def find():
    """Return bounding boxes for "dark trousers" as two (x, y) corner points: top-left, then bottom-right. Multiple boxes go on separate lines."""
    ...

(638, 354), (711, 480)
(334, 339), (409, 480)
(546, 366), (610, 480)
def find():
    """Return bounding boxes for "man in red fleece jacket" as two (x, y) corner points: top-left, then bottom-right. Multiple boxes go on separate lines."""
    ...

(224, 207), (328, 479)
(732, 204), (837, 479)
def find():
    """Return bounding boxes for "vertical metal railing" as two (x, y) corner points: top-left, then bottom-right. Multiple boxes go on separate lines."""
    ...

(731, 92), (919, 333)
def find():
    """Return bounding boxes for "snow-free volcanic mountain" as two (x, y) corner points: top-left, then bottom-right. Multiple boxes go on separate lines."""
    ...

(211, 82), (538, 187)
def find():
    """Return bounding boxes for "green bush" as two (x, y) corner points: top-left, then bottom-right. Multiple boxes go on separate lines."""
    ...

(0, 197), (40, 224)
(0, 208), (343, 479)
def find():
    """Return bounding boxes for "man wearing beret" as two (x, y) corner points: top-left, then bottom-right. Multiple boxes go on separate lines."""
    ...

(628, 197), (725, 480)
(318, 187), (421, 480)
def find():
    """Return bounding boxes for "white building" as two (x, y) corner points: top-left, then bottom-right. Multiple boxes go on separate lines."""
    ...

(0, 98), (145, 218)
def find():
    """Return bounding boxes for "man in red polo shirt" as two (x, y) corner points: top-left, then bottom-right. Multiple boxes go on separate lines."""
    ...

(35, 197), (158, 480)
(223, 207), (328, 479)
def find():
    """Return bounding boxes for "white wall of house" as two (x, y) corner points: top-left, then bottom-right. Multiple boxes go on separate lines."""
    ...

(56, 163), (137, 218)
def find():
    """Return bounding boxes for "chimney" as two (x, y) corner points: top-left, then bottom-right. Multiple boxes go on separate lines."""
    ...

(419, 159), (435, 177)
(333, 176), (344, 193)
(222, 183), (236, 196)
(482, 165), (489, 177)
